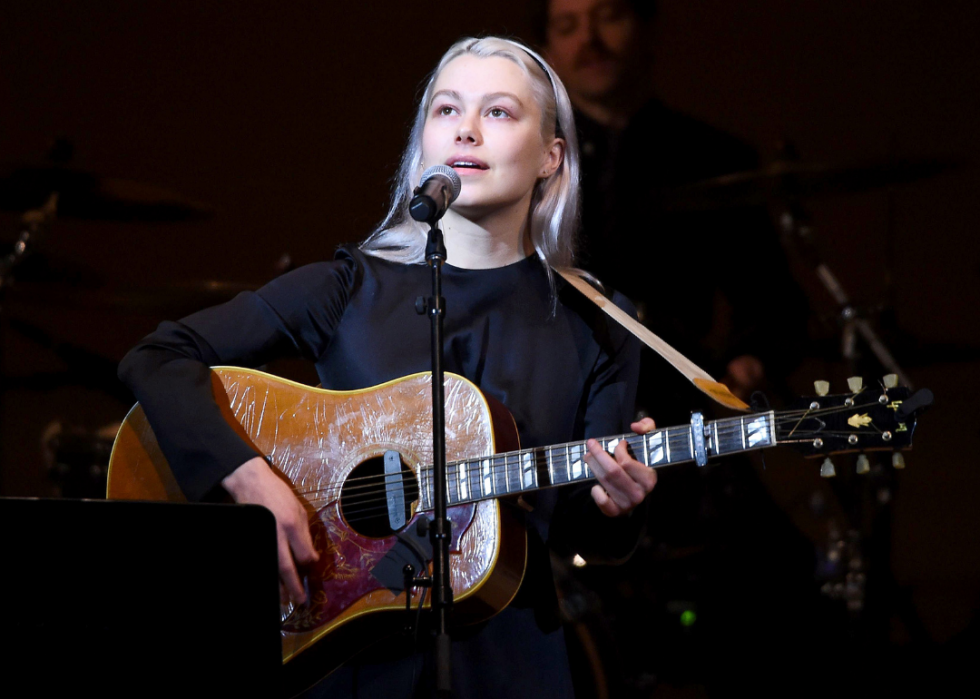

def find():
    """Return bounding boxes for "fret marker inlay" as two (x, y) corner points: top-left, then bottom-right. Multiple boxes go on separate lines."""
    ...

(747, 417), (769, 447)
(648, 432), (665, 464)
(570, 444), (584, 479)
(458, 463), (468, 500)
(482, 459), (492, 495)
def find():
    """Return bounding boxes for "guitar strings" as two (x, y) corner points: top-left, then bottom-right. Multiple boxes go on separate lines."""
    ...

(309, 398), (888, 504)
(296, 405), (870, 500)
(337, 427), (896, 525)
(303, 427), (886, 523)
(293, 419), (871, 506)
(288, 399), (890, 511)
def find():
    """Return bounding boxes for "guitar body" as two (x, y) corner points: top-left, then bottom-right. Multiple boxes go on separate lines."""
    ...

(107, 368), (527, 689)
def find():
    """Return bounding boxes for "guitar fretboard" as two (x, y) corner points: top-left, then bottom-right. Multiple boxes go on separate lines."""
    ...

(417, 411), (776, 510)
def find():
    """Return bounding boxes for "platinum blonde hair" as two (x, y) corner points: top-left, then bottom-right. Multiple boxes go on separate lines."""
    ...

(359, 36), (580, 276)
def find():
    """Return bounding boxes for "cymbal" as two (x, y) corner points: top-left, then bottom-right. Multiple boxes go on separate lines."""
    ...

(0, 164), (213, 222)
(660, 155), (966, 210)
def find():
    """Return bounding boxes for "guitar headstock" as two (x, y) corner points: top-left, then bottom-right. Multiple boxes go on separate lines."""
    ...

(776, 375), (933, 475)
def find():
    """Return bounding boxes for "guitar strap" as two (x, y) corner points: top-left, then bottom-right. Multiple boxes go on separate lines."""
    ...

(556, 269), (750, 412)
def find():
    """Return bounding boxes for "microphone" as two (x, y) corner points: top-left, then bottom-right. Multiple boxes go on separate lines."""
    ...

(409, 165), (461, 224)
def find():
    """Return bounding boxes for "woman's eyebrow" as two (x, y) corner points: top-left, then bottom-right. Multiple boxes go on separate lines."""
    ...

(483, 92), (524, 108)
(431, 89), (463, 102)
(431, 89), (524, 108)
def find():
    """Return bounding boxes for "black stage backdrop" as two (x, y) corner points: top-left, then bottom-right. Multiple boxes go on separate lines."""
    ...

(1, 0), (978, 693)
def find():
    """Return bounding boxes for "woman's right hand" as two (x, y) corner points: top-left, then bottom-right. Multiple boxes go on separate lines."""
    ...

(221, 456), (320, 604)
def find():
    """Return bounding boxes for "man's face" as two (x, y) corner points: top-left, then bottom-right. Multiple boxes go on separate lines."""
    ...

(545, 0), (646, 101)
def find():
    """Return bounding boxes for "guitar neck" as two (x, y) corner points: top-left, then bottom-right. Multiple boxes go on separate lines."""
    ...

(417, 411), (777, 511)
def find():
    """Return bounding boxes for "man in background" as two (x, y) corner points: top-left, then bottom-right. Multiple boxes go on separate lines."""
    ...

(540, 0), (808, 413)
(533, 2), (825, 696)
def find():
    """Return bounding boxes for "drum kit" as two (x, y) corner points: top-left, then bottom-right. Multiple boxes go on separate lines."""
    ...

(0, 147), (238, 499)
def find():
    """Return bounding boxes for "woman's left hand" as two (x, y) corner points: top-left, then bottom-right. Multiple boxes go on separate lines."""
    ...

(586, 417), (658, 517)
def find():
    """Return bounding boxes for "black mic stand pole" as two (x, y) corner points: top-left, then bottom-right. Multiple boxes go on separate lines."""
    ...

(423, 220), (453, 697)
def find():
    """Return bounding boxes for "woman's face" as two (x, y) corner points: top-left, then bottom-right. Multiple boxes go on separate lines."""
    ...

(421, 54), (563, 219)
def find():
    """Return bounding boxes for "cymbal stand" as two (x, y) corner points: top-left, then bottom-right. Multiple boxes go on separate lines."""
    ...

(0, 193), (58, 481)
(779, 199), (920, 650)
(778, 202), (912, 387)
(0, 193), (59, 304)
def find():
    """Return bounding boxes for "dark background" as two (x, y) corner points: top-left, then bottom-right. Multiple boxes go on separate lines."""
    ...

(2, 0), (978, 693)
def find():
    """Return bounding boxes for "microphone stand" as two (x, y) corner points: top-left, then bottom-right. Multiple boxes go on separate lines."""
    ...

(422, 220), (453, 697)
(406, 166), (459, 697)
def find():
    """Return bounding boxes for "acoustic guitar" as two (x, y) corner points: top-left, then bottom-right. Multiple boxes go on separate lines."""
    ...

(106, 368), (930, 691)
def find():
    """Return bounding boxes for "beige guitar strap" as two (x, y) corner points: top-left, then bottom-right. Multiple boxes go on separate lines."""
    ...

(556, 269), (750, 412)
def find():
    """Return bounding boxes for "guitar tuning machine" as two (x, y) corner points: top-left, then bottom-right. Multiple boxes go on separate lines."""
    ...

(814, 380), (830, 397)
(820, 457), (836, 478)
(855, 454), (870, 475)
(892, 452), (906, 469)
(878, 374), (898, 404)
(847, 376), (864, 393)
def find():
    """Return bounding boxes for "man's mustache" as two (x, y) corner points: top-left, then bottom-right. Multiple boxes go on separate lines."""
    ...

(573, 43), (616, 69)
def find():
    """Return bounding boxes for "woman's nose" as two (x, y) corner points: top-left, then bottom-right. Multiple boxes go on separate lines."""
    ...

(456, 115), (481, 145)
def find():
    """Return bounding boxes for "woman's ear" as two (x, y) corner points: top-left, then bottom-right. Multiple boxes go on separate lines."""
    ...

(541, 138), (565, 178)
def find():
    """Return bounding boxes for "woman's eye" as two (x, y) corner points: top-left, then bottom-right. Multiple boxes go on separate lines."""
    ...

(437, 105), (456, 116)
(488, 108), (509, 118)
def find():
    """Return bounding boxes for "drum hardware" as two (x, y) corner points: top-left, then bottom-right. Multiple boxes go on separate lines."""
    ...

(0, 163), (212, 222)
(0, 145), (214, 498)
(767, 146), (935, 643)
(42, 420), (119, 499)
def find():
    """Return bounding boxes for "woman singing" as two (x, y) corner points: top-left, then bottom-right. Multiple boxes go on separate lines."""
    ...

(119, 36), (658, 698)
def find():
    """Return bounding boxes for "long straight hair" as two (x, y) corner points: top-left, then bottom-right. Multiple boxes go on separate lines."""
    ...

(359, 37), (581, 280)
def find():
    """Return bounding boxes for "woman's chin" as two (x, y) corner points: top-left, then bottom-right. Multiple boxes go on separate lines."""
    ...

(450, 192), (497, 212)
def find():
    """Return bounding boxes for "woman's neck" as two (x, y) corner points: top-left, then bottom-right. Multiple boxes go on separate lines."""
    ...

(441, 196), (535, 269)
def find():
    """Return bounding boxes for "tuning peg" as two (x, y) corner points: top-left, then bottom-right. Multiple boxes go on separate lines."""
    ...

(892, 452), (906, 470)
(883, 374), (899, 389)
(847, 376), (864, 392)
(855, 454), (870, 475)
(814, 380), (830, 397)
(820, 458), (836, 478)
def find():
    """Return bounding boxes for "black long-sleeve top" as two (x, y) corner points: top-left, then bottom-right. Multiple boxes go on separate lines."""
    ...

(118, 245), (643, 698)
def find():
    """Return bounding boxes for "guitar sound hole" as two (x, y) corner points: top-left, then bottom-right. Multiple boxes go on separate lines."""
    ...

(339, 454), (419, 538)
